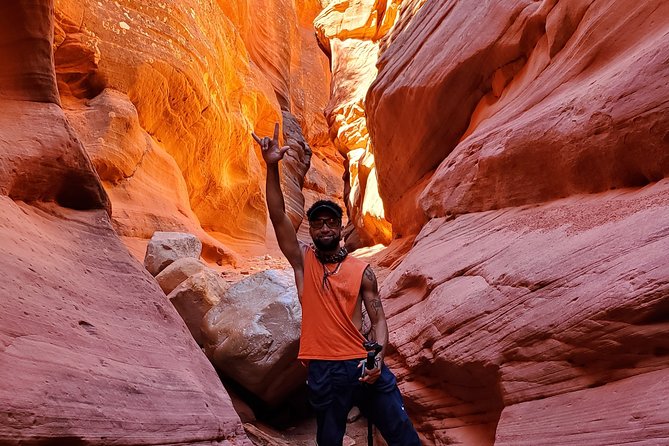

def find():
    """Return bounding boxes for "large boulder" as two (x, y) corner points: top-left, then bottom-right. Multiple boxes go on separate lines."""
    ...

(167, 269), (229, 346)
(202, 270), (304, 405)
(143, 231), (202, 276)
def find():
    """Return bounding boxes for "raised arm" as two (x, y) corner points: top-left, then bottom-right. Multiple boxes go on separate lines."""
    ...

(360, 265), (388, 384)
(252, 123), (304, 289)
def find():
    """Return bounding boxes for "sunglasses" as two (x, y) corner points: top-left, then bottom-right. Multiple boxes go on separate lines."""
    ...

(309, 217), (341, 229)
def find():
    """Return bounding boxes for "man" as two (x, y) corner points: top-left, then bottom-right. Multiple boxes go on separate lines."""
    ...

(252, 124), (420, 446)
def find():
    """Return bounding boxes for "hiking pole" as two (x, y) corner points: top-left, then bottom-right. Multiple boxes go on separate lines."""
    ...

(363, 341), (382, 446)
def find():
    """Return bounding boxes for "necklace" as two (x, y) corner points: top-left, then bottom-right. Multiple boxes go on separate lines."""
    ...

(315, 246), (348, 289)
(314, 246), (348, 264)
(321, 261), (343, 289)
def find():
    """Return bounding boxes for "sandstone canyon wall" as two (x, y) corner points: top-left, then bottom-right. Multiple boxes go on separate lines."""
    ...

(0, 1), (250, 444)
(320, 0), (669, 444)
(53, 0), (342, 260)
(313, 0), (409, 247)
(3, 0), (669, 444)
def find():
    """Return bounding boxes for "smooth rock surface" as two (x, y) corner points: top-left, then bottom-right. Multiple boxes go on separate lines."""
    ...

(143, 232), (202, 276)
(366, 0), (669, 233)
(168, 269), (229, 346)
(203, 270), (305, 405)
(0, 0), (61, 103)
(0, 2), (249, 444)
(0, 1), (108, 215)
(0, 199), (249, 445)
(155, 257), (208, 295)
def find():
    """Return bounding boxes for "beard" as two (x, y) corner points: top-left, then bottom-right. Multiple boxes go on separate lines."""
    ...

(313, 235), (341, 251)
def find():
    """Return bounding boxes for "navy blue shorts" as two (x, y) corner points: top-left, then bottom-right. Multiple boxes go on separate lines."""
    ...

(307, 359), (421, 446)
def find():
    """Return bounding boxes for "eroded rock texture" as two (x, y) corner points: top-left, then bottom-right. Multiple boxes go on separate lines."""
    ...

(53, 0), (339, 255)
(314, 0), (398, 247)
(0, 200), (250, 445)
(348, 0), (669, 444)
(0, 1), (249, 444)
(384, 182), (669, 444)
(367, 0), (669, 234)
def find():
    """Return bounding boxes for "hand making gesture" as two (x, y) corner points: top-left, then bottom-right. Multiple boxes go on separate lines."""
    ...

(252, 122), (290, 165)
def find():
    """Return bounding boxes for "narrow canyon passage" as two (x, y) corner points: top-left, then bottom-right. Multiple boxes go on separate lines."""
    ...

(1, 1), (669, 445)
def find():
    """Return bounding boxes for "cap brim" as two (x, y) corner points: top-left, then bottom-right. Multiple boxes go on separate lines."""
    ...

(308, 205), (341, 219)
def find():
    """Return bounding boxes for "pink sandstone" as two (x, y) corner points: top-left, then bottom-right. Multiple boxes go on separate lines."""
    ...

(0, 1), (250, 443)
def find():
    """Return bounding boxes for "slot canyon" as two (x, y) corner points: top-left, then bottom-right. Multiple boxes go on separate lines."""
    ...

(1, 0), (668, 445)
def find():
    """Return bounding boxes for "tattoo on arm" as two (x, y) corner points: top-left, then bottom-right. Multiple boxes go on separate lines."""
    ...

(363, 266), (382, 316)
(370, 298), (382, 316)
(364, 265), (378, 293)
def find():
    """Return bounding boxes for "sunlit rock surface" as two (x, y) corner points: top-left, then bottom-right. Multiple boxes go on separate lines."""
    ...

(314, 0), (398, 246)
(54, 0), (338, 252)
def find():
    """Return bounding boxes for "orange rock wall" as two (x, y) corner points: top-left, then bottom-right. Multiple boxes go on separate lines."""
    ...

(340, 0), (669, 444)
(53, 0), (338, 254)
(314, 0), (401, 246)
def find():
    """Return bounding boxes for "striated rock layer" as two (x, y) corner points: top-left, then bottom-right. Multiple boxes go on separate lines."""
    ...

(367, 0), (669, 234)
(314, 0), (398, 247)
(383, 182), (669, 444)
(341, 0), (669, 444)
(0, 200), (250, 445)
(0, 1), (249, 444)
(54, 0), (340, 255)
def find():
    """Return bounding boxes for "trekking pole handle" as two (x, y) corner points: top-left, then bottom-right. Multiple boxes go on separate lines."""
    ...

(366, 351), (376, 370)
(363, 341), (382, 370)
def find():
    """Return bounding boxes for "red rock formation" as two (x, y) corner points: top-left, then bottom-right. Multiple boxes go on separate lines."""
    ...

(7, 0), (668, 444)
(367, 0), (669, 233)
(0, 1), (249, 444)
(0, 0), (108, 213)
(0, 1), (61, 104)
(383, 182), (669, 444)
(353, 0), (669, 444)
(0, 200), (250, 445)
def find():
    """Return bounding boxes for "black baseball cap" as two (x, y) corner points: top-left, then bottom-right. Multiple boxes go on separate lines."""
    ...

(306, 200), (343, 220)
